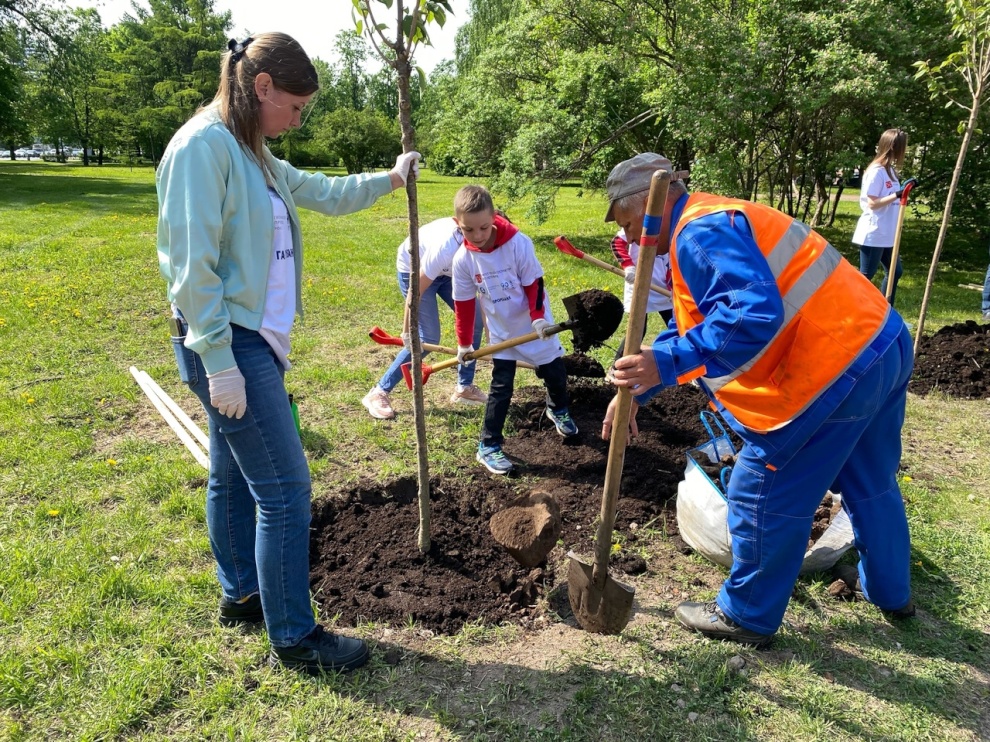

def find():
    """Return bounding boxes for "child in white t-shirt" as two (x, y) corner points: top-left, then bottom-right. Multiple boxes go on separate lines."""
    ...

(451, 185), (577, 475)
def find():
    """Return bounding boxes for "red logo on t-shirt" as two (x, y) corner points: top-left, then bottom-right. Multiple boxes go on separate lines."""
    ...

(885, 180), (892, 189)
(475, 273), (482, 284)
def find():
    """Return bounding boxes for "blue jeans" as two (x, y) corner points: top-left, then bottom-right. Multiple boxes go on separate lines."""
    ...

(717, 322), (914, 634)
(377, 271), (483, 393)
(175, 323), (315, 648)
(859, 245), (903, 305)
(981, 243), (990, 314)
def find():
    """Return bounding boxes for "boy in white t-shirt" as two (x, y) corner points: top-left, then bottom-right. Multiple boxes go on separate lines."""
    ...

(451, 185), (577, 475)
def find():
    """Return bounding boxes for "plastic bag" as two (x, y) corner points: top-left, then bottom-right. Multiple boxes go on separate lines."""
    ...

(675, 411), (854, 574)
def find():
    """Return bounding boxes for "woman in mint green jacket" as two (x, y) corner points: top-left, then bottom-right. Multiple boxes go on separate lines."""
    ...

(156, 32), (419, 676)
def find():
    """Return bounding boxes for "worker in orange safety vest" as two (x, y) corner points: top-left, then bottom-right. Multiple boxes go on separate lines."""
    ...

(602, 153), (916, 647)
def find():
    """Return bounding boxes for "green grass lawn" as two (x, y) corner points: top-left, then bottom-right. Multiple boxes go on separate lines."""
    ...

(0, 160), (988, 741)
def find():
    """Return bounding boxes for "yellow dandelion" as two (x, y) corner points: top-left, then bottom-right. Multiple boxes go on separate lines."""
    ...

(902, 475), (913, 482)
(107, 459), (117, 466)
(48, 509), (60, 517)
(27, 397), (35, 404)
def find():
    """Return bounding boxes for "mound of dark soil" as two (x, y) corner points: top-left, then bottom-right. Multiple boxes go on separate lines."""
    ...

(309, 381), (713, 634)
(910, 320), (990, 399)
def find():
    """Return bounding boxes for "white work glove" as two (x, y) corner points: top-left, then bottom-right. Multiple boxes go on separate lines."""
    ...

(207, 367), (247, 419)
(400, 331), (413, 351)
(532, 318), (552, 340)
(390, 151), (421, 185)
(457, 345), (476, 366)
(623, 266), (637, 284)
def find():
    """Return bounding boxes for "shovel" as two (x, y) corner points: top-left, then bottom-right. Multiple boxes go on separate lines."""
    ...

(885, 178), (918, 301)
(400, 289), (623, 389)
(554, 236), (671, 297)
(369, 326), (537, 370)
(567, 169), (672, 634)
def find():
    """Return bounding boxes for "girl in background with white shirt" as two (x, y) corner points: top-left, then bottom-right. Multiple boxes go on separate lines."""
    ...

(852, 128), (908, 305)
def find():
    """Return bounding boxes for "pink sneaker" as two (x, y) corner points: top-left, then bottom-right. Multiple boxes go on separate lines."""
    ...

(362, 387), (395, 419)
(450, 384), (488, 405)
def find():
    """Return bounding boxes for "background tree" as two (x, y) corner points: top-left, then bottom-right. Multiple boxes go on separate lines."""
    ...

(312, 107), (401, 172)
(913, 0), (990, 350)
(106, 0), (229, 163)
(0, 24), (30, 155)
(27, 8), (107, 163)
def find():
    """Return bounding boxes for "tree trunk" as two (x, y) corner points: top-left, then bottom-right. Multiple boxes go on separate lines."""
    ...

(394, 49), (430, 554)
(914, 98), (982, 354)
(827, 181), (844, 228)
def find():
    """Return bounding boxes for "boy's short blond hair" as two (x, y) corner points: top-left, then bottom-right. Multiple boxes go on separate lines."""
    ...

(454, 185), (495, 218)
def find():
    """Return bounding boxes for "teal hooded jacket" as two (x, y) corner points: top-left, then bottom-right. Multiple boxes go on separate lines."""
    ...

(156, 107), (393, 374)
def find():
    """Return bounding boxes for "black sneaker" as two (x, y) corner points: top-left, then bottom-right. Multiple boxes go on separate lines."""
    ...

(675, 600), (774, 647)
(829, 564), (915, 619)
(219, 593), (264, 627)
(269, 625), (370, 674)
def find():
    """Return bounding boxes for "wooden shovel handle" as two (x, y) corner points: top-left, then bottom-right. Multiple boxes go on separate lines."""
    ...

(423, 321), (572, 376)
(593, 169), (672, 588)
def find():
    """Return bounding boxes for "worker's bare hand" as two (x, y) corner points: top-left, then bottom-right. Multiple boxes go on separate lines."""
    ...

(601, 394), (640, 440)
(609, 347), (660, 392)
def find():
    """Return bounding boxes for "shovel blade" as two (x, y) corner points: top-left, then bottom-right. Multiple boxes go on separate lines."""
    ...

(566, 552), (635, 634)
(561, 290), (624, 352)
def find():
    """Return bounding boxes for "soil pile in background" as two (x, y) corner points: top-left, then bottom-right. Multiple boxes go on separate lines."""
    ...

(310, 381), (713, 634)
(911, 320), (990, 399)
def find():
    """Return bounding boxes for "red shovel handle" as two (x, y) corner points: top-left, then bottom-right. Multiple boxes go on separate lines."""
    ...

(898, 179), (917, 206)
(554, 236), (585, 258)
(369, 326), (403, 346)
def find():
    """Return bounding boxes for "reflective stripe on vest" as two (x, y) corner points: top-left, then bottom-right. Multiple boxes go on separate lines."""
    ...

(671, 193), (890, 431)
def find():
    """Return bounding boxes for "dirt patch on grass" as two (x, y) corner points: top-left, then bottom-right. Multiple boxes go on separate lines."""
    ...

(309, 381), (714, 634)
(911, 320), (990, 399)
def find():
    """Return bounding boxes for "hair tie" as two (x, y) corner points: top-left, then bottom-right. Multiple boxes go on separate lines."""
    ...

(227, 37), (252, 63)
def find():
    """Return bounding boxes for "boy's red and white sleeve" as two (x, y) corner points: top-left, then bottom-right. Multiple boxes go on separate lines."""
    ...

(454, 299), (477, 346)
(610, 233), (634, 268)
(523, 278), (547, 321)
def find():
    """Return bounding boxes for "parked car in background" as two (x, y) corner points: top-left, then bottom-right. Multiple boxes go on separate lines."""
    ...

(14, 148), (34, 159)
(0, 150), (9, 158)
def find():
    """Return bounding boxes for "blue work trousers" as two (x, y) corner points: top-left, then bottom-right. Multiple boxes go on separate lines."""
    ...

(717, 323), (914, 635)
(377, 272), (483, 393)
(177, 324), (316, 648)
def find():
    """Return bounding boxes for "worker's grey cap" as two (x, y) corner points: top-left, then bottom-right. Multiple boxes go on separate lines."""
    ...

(604, 153), (673, 222)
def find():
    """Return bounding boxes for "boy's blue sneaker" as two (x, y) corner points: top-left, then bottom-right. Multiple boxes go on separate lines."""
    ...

(476, 444), (514, 475)
(546, 406), (579, 437)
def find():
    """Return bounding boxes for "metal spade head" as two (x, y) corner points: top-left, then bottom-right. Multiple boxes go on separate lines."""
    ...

(561, 289), (624, 352)
(567, 551), (635, 634)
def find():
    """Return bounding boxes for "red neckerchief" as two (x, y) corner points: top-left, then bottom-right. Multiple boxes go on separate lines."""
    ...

(462, 214), (518, 252)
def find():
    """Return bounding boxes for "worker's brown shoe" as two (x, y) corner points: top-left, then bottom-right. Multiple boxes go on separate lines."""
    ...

(829, 564), (915, 619)
(675, 601), (773, 647)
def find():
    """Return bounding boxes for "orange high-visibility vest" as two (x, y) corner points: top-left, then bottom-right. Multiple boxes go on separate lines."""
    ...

(669, 193), (890, 432)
